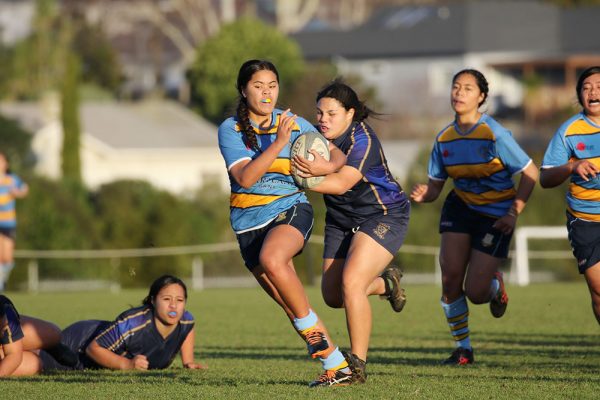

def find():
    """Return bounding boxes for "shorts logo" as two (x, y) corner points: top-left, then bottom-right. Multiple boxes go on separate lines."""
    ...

(275, 211), (287, 222)
(373, 223), (391, 240)
(578, 258), (587, 267)
(440, 221), (453, 227)
(481, 233), (495, 248)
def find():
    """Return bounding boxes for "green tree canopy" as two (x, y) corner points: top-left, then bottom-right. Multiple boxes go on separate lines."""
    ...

(189, 17), (305, 123)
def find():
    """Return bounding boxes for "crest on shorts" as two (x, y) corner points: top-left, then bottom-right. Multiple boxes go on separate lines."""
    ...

(275, 211), (287, 222)
(481, 233), (494, 247)
(373, 222), (391, 240)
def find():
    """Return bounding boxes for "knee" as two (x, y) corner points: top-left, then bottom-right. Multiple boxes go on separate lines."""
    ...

(341, 275), (367, 301)
(322, 290), (343, 308)
(259, 254), (284, 277)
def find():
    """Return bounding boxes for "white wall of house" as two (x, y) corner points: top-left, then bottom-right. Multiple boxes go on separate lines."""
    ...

(334, 53), (529, 117)
(82, 136), (229, 194)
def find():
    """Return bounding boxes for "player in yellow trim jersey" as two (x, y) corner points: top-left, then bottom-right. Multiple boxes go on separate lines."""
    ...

(541, 66), (600, 324)
(218, 60), (358, 387)
(0, 152), (28, 292)
(411, 69), (538, 365)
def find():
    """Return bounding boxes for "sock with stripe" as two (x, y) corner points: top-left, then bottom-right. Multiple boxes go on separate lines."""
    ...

(441, 295), (471, 350)
(319, 347), (350, 372)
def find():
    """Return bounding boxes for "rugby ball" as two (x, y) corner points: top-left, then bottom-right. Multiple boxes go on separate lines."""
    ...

(290, 131), (330, 189)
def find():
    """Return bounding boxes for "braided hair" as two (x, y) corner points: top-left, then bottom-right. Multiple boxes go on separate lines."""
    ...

(235, 60), (279, 152)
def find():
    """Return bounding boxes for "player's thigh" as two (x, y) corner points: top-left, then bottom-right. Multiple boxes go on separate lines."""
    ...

(584, 262), (600, 302)
(259, 224), (305, 267)
(342, 232), (394, 293)
(0, 234), (14, 262)
(10, 350), (42, 376)
(322, 258), (345, 307)
(20, 316), (61, 350)
(440, 232), (471, 279)
(464, 249), (502, 303)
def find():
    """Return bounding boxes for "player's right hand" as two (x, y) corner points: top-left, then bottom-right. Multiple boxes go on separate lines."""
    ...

(131, 355), (149, 370)
(573, 159), (600, 181)
(275, 109), (297, 145)
(410, 183), (429, 203)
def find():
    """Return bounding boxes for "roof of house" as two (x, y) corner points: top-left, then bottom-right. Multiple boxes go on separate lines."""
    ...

(0, 99), (219, 149)
(292, 1), (598, 60)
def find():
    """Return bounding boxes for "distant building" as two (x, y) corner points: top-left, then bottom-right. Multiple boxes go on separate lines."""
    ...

(292, 1), (600, 120)
(0, 97), (229, 195)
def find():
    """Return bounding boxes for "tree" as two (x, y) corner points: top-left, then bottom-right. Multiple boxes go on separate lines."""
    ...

(189, 17), (305, 122)
(60, 51), (82, 184)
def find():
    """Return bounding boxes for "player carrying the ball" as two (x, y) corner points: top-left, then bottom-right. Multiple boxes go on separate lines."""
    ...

(293, 80), (410, 383)
(218, 60), (359, 387)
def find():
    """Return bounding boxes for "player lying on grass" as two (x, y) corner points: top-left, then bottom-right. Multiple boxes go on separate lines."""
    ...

(0, 295), (77, 377)
(41, 275), (206, 371)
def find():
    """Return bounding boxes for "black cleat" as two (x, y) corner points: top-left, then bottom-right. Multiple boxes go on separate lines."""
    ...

(45, 343), (79, 368)
(343, 351), (367, 383)
(441, 347), (474, 366)
(381, 266), (407, 312)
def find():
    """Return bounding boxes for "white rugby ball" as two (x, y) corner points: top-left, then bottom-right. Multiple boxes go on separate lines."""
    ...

(290, 131), (330, 189)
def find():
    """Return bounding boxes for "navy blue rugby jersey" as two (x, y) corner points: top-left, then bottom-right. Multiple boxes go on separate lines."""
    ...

(0, 295), (23, 345)
(86, 305), (195, 370)
(325, 121), (408, 226)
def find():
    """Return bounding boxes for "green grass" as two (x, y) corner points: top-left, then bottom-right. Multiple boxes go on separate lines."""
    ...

(1, 282), (599, 399)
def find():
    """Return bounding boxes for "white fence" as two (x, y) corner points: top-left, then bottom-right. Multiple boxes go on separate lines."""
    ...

(13, 227), (571, 292)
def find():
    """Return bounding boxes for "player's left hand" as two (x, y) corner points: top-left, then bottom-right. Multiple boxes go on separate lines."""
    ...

(184, 362), (208, 370)
(293, 150), (329, 178)
(493, 213), (517, 235)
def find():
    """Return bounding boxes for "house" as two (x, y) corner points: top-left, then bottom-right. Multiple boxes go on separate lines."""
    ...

(292, 1), (600, 121)
(0, 96), (229, 195)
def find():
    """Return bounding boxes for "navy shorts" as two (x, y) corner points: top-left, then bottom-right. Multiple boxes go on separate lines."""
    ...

(439, 191), (512, 259)
(0, 227), (16, 241)
(323, 204), (410, 259)
(566, 212), (600, 274)
(236, 202), (314, 271)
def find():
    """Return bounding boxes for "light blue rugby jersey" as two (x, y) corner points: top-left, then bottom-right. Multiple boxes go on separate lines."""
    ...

(542, 113), (600, 221)
(218, 108), (313, 233)
(0, 174), (24, 228)
(428, 114), (531, 217)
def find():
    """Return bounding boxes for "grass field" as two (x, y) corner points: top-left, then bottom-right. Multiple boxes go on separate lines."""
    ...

(1, 282), (599, 399)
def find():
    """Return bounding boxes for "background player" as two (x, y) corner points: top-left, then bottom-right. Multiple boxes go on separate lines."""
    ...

(0, 151), (28, 292)
(410, 69), (538, 365)
(1, 295), (76, 376)
(540, 66), (600, 324)
(41, 275), (206, 371)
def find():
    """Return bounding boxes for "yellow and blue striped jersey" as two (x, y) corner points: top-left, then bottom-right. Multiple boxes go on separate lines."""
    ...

(0, 174), (24, 228)
(428, 114), (531, 217)
(542, 113), (600, 221)
(218, 108), (313, 233)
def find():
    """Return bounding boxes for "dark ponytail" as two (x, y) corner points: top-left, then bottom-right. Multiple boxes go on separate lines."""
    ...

(142, 275), (188, 307)
(235, 59), (280, 151)
(316, 79), (379, 122)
